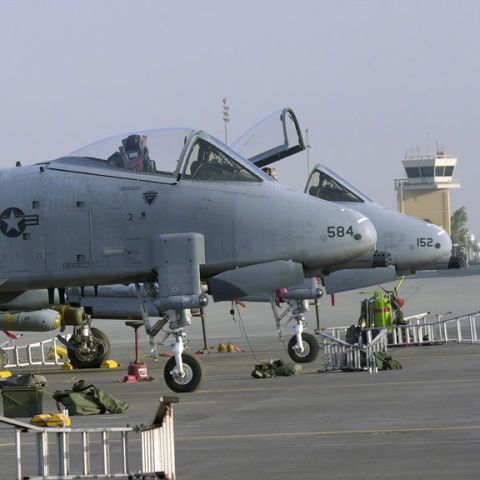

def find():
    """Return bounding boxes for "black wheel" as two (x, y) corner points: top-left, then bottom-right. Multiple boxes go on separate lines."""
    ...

(287, 332), (320, 363)
(164, 353), (204, 393)
(68, 327), (111, 369)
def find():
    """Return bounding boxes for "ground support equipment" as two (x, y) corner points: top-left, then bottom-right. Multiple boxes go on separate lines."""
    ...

(325, 310), (480, 348)
(1, 335), (71, 369)
(1, 396), (177, 480)
(320, 328), (388, 373)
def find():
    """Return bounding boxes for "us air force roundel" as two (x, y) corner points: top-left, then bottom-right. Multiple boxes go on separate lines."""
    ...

(0, 207), (39, 238)
(143, 191), (158, 205)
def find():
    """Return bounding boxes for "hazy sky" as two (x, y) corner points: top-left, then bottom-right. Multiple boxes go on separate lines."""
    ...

(0, 1), (478, 235)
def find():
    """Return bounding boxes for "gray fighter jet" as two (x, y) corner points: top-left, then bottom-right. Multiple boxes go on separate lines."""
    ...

(305, 164), (453, 293)
(231, 109), (452, 279)
(0, 115), (377, 391)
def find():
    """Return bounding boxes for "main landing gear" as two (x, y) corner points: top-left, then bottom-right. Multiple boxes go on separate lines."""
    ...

(136, 282), (208, 393)
(53, 302), (111, 369)
(67, 324), (111, 369)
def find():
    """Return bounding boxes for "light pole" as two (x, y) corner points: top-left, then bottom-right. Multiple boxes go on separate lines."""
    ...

(222, 97), (230, 144)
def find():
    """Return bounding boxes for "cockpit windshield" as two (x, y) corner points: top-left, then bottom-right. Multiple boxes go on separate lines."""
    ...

(182, 137), (260, 182)
(68, 128), (194, 176)
(306, 165), (372, 203)
(64, 128), (263, 183)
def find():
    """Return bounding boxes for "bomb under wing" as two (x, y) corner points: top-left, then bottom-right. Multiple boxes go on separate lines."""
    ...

(0, 309), (61, 332)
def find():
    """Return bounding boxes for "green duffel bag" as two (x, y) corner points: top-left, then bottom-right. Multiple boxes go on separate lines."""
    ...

(53, 380), (129, 416)
(53, 390), (102, 416)
(95, 389), (129, 414)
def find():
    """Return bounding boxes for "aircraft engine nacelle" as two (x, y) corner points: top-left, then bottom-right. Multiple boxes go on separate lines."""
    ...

(0, 309), (61, 332)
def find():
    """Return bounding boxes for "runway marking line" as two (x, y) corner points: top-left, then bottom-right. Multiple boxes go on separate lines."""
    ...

(196, 376), (480, 394)
(177, 424), (480, 442)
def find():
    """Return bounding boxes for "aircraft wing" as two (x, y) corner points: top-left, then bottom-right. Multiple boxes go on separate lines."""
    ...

(230, 108), (305, 167)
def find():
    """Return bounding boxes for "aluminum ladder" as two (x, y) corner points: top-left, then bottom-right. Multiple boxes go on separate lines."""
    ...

(320, 328), (388, 373)
(1, 396), (177, 480)
(0, 335), (71, 369)
(324, 310), (480, 348)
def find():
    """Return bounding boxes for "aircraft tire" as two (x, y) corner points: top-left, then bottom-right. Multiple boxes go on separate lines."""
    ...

(287, 332), (320, 363)
(164, 353), (204, 393)
(68, 327), (111, 369)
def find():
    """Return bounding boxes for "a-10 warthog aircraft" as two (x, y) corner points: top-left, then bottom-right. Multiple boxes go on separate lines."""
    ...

(304, 164), (454, 293)
(0, 110), (377, 391)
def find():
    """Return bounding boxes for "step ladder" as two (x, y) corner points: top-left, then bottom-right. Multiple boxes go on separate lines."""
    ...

(1, 396), (177, 480)
(0, 335), (71, 369)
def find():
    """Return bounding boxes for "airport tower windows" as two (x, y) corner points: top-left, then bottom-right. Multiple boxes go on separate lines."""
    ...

(405, 167), (421, 178)
(420, 166), (434, 177)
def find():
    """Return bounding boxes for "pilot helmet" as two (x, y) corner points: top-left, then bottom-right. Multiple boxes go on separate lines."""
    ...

(122, 135), (148, 156)
(121, 135), (149, 171)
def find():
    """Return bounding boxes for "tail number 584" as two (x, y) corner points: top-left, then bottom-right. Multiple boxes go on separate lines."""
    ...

(328, 226), (354, 238)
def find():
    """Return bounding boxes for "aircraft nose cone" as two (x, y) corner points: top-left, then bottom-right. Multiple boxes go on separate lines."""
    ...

(434, 226), (452, 255)
(346, 210), (377, 256)
(308, 207), (377, 268)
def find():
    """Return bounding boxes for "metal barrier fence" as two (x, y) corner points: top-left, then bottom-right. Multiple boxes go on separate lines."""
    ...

(319, 328), (388, 373)
(323, 310), (480, 348)
(0, 335), (71, 369)
(0, 396), (177, 480)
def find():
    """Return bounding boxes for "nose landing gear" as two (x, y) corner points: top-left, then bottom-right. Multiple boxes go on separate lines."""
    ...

(271, 297), (320, 364)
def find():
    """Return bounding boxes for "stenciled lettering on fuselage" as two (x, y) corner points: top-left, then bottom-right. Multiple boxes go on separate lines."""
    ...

(0, 207), (39, 238)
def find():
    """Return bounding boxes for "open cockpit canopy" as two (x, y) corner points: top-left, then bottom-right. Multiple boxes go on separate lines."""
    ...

(306, 165), (372, 203)
(231, 108), (304, 167)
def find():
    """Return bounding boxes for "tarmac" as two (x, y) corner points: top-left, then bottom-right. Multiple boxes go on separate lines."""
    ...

(0, 266), (479, 479)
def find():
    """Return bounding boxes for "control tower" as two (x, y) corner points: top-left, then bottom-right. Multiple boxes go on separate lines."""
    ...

(395, 152), (460, 234)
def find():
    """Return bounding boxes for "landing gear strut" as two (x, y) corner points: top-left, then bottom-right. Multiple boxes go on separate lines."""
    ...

(138, 232), (208, 393)
(271, 298), (320, 364)
(136, 283), (209, 393)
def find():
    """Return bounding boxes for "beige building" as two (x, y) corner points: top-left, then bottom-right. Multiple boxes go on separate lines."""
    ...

(395, 153), (460, 234)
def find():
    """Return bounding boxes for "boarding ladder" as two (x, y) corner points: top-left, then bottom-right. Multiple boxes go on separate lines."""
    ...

(1, 396), (177, 480)
(0, 335), (71, 369)
(319, 328), (388, 373)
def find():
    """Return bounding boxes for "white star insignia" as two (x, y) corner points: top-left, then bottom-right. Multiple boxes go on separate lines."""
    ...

(2, 210), (22, 234)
